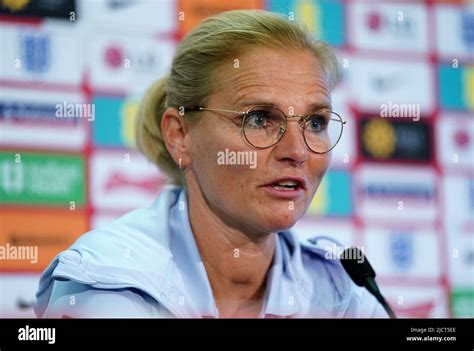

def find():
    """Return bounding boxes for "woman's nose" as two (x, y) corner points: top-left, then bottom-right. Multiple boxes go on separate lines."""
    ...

(272, 120), (308, 164)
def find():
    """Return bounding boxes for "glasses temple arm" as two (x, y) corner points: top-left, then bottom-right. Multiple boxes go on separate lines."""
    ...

(191, 107), (245, 115)
(329, 117), (346, 124)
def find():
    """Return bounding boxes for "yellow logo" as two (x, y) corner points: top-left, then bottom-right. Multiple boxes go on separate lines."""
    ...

(362, 119), (396, 159)
(463, 66), (474, 111)
(120, 98), (139, 148)
(1, 0), (30, 12)
(297, 0), (318, 37)
(307, 177), (327, 215)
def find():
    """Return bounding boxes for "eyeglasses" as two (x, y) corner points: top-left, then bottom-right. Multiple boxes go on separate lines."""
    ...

(184, 105), (346, 154)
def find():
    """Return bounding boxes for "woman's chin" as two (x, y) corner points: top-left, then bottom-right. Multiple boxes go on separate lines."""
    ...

(259, 210), (301, 233)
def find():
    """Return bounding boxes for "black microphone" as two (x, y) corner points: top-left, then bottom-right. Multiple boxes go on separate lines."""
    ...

(340, 247), (396, 319)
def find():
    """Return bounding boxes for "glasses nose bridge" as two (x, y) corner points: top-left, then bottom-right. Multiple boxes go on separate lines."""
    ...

(285, 114), (306, 130)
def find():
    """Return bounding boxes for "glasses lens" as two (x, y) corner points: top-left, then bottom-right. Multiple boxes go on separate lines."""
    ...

(243, 106), (286, 148)
(303, 111), (343, 153)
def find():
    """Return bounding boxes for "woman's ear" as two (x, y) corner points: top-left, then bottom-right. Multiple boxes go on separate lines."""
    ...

(161, 107), (191, 166)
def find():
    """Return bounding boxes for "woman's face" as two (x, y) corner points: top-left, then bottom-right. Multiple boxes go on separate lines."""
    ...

(186, 47), (332, 237)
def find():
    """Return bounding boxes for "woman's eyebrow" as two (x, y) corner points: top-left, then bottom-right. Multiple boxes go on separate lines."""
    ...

(235, 100), (332, 112)
(234, 99), (276, 109)
(306, 102), (333, 112)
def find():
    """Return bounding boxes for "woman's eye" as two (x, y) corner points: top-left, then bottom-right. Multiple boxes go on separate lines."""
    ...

(247, 112), (268, 127)
(308, 116), (327, 132)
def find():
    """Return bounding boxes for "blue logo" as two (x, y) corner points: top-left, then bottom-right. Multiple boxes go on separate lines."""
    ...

(390, 233), (414, 270)
(21, 33), (50, 74)
(461, 13), (474, 50)
(0, 101), (78, 125)
(365, 183), (435, 202)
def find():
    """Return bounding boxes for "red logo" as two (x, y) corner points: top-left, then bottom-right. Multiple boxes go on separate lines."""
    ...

(105, 172), (166, 193)
(367, 12), (382, 32)
(104, 46), (124, 69)
(454, 129), (470, 149)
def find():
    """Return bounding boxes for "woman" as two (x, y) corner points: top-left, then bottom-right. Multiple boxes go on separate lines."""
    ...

(35, 10), (386, 318)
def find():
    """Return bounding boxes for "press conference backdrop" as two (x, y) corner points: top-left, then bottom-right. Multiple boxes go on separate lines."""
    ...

(0, 0), (472, 318)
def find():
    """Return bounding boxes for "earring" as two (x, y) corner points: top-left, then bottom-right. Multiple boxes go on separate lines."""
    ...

(178, 157), (185, 170)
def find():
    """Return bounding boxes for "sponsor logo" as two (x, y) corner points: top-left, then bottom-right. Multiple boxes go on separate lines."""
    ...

(89, 35), (174, 91)
(90, 151), (165, 210)
(0, 152), (85, 206)
(362, 119), (395, 159)
(0, 90), (88, 150)
(20, 32), (50, 74)
(390, 233), (414, 270)
(104, 45), (124, 69)
(307, 170), (352, 217)
(461, 12), (474, 48)
(439, 64), (474, 111)
(0, 101), (76, 125)
(93, 95), (139, 147)
(365, 228), (440, 279)
(464, 66), (474, 110)
(268, 0), (344, 46)
(178, 0), (263, 36)
(366, 10), (414, 37)
(360, 117), (431, 162)
(349, 58), (434, 113)
(350, 3), (428, 53)
(83, 0), (174, 34)
(364, 183), (434, 202)
(371, 72), (403, 93)
(355, 165), (438, 221)
(435, 6), (474, 57)
(0, 209), (87, 270)
(347, 2), (429, 53)
(454, 128), (470, 149)
(1, 0), (30, 12)
(120, 98), (139, 146)
(102, 44), (157, 74)
(17, 296), (36, 310)
(451, 288), (474, 318)
(104, 172), (166, 193)
(436, 115), (473, 170)
(0, 0), (75, 19)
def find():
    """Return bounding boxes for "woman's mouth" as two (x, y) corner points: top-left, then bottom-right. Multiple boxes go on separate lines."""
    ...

(271, 180), (300, 191)
(261, 177), (306, 199)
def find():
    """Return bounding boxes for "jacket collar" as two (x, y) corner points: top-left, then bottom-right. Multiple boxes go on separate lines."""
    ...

(37, 185), (349, 318)
(169, 187), (303, 318)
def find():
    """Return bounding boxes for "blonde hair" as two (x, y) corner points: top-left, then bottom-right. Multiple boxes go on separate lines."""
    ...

(136, 9), (340, 186)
